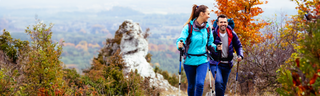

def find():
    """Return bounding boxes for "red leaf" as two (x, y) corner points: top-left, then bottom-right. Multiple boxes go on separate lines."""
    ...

(310, 74), (318, 85)
(295, 58), (300, 67)
(292, 72), (301, 86)
(293, 79), (297, 86)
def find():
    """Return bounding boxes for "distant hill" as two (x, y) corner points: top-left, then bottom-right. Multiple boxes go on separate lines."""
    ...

(2, 6), (189, 74)
(1, 6), (188, 34)
(97, 6), (144, 17)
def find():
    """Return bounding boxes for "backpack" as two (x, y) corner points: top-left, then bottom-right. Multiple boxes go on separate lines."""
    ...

(212, 18), (235, 30)
(183, 23), (211, 59)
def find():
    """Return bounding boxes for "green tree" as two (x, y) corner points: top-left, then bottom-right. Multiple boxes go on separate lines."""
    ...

(0, 29), (30, 95)
(22, 21), (65, 95)
(0, 29), (30, 63)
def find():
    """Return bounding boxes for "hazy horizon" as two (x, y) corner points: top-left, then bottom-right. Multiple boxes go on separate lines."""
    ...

(1, 0), (297, 15)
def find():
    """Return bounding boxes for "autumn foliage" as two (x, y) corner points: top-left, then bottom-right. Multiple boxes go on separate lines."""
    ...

(212, 0), (269, 45)
(277, 0), (320, 95)
(211, 0), (320, 95)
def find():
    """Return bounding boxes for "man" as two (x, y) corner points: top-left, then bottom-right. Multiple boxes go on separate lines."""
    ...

(209, 14), (243, 96)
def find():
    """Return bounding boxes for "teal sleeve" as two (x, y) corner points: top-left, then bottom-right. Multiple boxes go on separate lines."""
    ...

(176, 25), (189, 50)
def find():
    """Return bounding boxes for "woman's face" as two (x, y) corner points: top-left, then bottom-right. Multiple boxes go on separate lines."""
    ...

(200, 8), (210, 22)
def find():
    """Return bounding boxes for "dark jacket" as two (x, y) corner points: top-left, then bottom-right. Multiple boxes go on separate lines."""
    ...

(209, 26), (243, 68)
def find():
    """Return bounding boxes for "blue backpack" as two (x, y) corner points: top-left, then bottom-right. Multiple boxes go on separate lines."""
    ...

(212, 18), (235, 30)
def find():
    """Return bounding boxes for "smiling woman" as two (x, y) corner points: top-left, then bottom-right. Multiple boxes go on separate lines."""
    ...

(176, 4), (217, 96)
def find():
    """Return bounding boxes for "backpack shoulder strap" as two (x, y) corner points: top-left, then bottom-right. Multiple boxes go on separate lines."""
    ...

(206, 27), (210, 41)
(183, 23), (193, 59)
(212, 27), (219, 42)
(186, 23), (193, 46)
(206, 27), (211, 46)
(206, 27), (211, 60)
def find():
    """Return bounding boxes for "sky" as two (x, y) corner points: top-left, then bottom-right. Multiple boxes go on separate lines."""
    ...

(0, 0), (298, 16)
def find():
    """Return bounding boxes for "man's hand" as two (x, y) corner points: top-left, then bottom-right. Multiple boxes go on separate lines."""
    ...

(237, 56), (242, 62)
(217, 44), (222, 51)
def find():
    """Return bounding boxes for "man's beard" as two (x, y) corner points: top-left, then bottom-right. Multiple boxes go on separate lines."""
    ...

(220, 25), (226, 31)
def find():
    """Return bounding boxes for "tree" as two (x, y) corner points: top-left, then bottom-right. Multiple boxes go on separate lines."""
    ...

(23, 20), (66, 95)
(230, 14), (294, 95)
(212, 0), (269, 45)
(277, 0), (320, 95)
(0, 29), (29, 95)
(0, 29), (30, 64)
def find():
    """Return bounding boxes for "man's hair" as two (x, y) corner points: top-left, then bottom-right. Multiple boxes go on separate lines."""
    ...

(217, 14), (228, 22)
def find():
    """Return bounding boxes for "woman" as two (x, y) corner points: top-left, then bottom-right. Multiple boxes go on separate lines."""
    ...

(176, 4), (216, 96)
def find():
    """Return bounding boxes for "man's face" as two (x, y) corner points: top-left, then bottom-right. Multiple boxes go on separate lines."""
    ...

(218, 18), (228, 32)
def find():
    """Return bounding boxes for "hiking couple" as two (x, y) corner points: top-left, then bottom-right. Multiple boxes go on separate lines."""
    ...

(176, 4), (243, 96)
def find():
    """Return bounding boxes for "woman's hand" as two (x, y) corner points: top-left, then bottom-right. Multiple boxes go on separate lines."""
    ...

(178, 42), (184, 49)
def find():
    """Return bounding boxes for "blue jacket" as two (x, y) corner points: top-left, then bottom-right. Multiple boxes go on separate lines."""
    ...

(209, 26), (243, 68)
(176, 19), (217, 66)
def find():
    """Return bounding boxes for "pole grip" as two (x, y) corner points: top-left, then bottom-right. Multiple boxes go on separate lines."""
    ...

(236, 61), (239, 74)
(179, 40), (183, 73)
(179, 40), (183, 61)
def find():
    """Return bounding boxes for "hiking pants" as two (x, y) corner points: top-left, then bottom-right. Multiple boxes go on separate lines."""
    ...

(184, 62), (208, 96)
(210, 63), (232, 96)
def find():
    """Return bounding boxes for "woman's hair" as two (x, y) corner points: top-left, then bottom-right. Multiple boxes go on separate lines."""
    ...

(184, 4), (209, 26)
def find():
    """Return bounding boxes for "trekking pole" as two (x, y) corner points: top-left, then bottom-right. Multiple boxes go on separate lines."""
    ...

(214, 42), (222, 80)
(208, 68), (213, 94)
(215, 42), (222, 95)
(216, 42), (222, 94)
(234, 61), (239, 96)
(178, 40), (183, 96)
(207, 55), (215, 95)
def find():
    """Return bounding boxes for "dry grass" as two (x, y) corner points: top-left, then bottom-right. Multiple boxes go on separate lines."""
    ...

(160, 87), (187, 96)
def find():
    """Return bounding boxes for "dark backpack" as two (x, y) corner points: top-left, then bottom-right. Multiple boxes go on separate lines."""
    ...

(183, 23), (211, 59)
